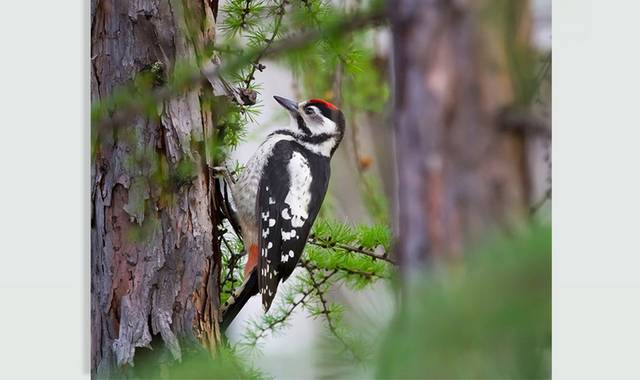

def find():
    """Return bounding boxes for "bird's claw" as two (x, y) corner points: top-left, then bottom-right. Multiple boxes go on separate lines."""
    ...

(212, 166), (229, 176)
(212, 165), (236, 184)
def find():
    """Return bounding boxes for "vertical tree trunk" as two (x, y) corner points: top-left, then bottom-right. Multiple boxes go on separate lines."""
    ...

(91, 0), (222, 376)
(390, 0), (531, 278)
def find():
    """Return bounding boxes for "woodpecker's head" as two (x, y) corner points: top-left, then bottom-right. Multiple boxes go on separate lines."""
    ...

(274, 95), (345, 155)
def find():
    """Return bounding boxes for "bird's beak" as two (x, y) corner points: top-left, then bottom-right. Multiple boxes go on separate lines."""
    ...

(273, 96), (299, 114)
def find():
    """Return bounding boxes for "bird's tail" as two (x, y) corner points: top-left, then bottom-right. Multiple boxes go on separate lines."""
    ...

(220, 269), (258, 332)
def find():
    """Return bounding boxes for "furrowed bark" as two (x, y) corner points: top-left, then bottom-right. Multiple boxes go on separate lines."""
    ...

(91, 0), (222, 376)
(390, 0), (533, 279)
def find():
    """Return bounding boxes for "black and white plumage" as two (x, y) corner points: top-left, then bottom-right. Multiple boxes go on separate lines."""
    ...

(221, 96), (345, 329)
(257, 139), (330, 308)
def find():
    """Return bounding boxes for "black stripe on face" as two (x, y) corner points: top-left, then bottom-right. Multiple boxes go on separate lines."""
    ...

(306, 102), (337, 120)
(303, 102), (345, 142)
(273, 130), (336, 145)
(296, 114), (312, 135)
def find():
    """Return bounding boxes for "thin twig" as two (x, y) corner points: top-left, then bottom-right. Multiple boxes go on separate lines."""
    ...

(530, 187), (551, 215)
(242, 0), (286, 90)
(245, 269), (338, 345)
(300, 258), (388, 280)
(239, 0), (253, 29)
(301, 261), (362, 362)
(220, 235), (245, 290)
(308, 237), (396, 265)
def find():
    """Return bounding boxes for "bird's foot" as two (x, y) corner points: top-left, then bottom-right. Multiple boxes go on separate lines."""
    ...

(211, 166), (228, 176)
(212, 165), (235, 184)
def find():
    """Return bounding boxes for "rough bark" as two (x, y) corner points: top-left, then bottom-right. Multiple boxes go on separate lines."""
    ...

(390, 0), (533, 277)
(91, 0), (223, 376)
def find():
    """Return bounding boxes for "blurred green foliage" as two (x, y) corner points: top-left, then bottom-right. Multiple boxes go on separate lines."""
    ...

(121, 343), (267, 380)
(282, 2), (389, 113)
(360, 173), (390, 225)
(377, 223), (551, 379)
(483, 0), (550, 107)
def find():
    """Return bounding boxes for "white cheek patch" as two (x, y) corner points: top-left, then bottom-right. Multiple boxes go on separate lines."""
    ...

(303, 113), (337, 136)
(321, 117), (337, 133)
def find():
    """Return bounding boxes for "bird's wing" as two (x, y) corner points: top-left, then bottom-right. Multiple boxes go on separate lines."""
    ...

(256, 141), (329, 311)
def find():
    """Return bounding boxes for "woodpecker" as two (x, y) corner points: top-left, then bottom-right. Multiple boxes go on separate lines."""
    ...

(220, 96), (345, 330)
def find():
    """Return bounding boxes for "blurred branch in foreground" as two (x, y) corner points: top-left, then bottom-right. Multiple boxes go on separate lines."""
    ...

(378, 223), (551, 379)
(92, 7), (387, 131)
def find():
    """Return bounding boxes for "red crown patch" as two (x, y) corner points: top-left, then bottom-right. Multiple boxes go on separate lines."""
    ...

(309, 98), (338, 110)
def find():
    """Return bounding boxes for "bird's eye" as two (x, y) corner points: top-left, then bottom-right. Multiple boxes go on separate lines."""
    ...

(304, 107), (314, 115)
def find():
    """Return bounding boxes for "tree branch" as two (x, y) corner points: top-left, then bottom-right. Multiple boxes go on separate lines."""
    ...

(529, 187), (551, 215)
(93, 8), (388, 130)
(308, 237), (396, 265)
(243, 269), (338, 346)
(241, 0), (286, 90)
(300, 258), (389, 280)
(301, 261), (362, 362)
(220, 234), (244, 290)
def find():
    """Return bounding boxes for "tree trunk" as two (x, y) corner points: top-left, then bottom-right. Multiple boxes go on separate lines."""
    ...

(390, 0), (532, 278)
(91, 0), (222, 376)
